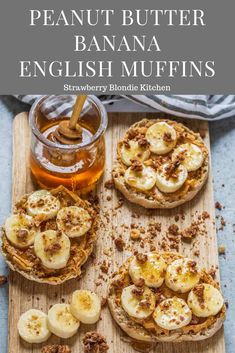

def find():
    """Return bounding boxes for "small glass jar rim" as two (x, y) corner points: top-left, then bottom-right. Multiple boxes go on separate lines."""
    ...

(29, 95), (108, 150)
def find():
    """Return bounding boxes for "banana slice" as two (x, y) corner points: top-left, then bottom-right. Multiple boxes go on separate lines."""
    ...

(172, 143), (204, 171)
(146, 122), (177, 155)
(121, 285), (156, 319)
(4, 214), (37, 248)
(27, 190), (61, 222)
(120, 140), (150, 166)
(70, 290), (101, 324)
(187, 284), (224, 317)
(124, 164), (156, 191)
(155, 163), (188, 193)
(48, 303), (80, 339)
(129, 253), (167, 288)
(165, 258), (200, 293)
(153, 297), (192, 330)
(57, 206), (92, 238)
(17, 309), (51, 344)
(34, 230), (71, 270)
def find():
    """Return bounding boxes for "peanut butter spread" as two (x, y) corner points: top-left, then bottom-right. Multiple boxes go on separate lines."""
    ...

(109, 252), (225, 338)
(1, 186), (98, 284)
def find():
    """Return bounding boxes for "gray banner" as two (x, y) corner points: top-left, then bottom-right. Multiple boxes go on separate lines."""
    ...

(0, 0), (234, 94)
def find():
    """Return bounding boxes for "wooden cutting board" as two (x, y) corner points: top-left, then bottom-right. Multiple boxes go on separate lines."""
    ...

(8, 112), (225, 353)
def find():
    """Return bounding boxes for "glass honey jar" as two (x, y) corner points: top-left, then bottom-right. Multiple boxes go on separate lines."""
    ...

(29, 95), (107, 191)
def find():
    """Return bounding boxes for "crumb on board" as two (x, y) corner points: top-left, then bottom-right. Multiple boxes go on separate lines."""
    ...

(101, 297), (108, 308)
(114, 237), (125, 251)
(104, 179), (115, 190)
(0, 276), (7, 285)
(41, 345), (71, 353)
(221, 217), (226, 227)
(215, 201), (222, 210)
(202, 211), (210, 220)
(199, 129), (206, 139)
(83, 331), (109, 353)
(193, 250), (200, 257)
(100, 261), (109, 274)
(130, 229), (141, 240)
(208, 267), (216, 279)
(174, 215), (180, 222)
(218, 244), (226, 255)
(181, 223), (200, 240)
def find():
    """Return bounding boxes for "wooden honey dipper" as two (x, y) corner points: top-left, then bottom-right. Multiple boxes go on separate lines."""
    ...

(54, 95), (87, 145)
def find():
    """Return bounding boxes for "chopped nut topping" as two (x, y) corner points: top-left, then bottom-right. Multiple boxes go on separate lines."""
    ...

(139, 297), (152, 309)
(132, 286), (144, 298)
(112, 278), (124, 290)
(176, 265), (182, 274)
(135, 253), (147, 264)
(135, 278), (145, 287)
(16, 229), (28, 242)
(193, 284), (205, 308)
(127, 129), (138, 139)
(41, 345), (71, 353)
(153, 289), (165, 305)
(187, 260), (198, 274)
(83, 331), (109, 353)
(45, 242), (61, 256)
(190, 315), (200, 325)
(162, 301), (170, 309)
(114, 237), (125, 252)
(163, 132), (173, 143)
(164, 157), (181, 179)
(138, 138), (149, 148)
(123, 140), (130, 149)
(130, 160), (143, 172)
(150, 245), (156, 251)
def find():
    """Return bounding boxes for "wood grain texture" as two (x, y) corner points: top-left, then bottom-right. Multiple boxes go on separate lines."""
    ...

(8, 112), (225, 353)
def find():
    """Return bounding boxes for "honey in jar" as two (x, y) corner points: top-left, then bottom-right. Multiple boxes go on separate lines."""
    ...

(29, 95), (107, 191)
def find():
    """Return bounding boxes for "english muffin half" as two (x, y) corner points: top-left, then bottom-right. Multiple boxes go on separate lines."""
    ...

(113, 119), (209, 208)
(108, 252), (225, 343)
(1, 185), (98, 285)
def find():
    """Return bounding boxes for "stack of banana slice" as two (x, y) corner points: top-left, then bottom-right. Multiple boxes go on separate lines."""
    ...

(1, 186), (97, 284)
(17, 289), (101, 343)
(113, 119), (209, 208)
(108, 252), (225, 342)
